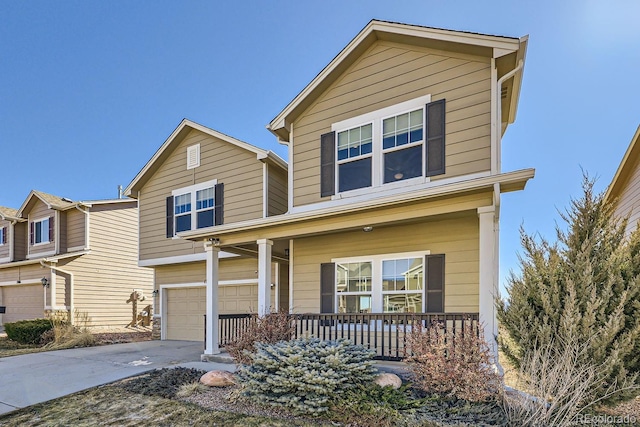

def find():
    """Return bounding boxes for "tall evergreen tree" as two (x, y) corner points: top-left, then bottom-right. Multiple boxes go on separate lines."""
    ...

(498, 175), (640, 403)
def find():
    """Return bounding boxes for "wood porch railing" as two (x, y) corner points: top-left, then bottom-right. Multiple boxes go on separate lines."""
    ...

(217, 312), (479, 361)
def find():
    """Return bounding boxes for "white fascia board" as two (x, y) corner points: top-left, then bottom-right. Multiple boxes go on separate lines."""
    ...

(138, 251), (238, 267)
(179, 168), (535, 240)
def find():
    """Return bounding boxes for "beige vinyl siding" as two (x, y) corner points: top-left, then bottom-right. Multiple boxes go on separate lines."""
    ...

(268, 165), (288, 216)
(292, 40), (492, 207)
(28, 200), (56, 256)
(66, 208), (86, 249)
(613, 156), (640, 236)
(292, 213), (479, 313)
(0, 219), (10, 260)
(0, 264), (48, 283)
(139, 129), (265, 261)
(13, 222), (27, 261)
(155, 257), (259, 286)
(58, 203), (154, 327)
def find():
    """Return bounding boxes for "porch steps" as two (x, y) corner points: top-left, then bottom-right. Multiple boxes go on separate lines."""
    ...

(201, 351), (235, 364)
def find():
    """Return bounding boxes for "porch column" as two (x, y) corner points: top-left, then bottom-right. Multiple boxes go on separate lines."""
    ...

(204, 242), (220, 355)
(478, 206), (498, 360)
(257, 239), (273, 317)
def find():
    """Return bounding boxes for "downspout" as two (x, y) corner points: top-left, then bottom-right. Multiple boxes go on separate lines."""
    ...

(495, 60), (524, 174)
(40, 260), (74, 325)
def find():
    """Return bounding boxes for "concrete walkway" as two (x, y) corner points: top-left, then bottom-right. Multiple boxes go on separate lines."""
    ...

(0, 340), (234, 415)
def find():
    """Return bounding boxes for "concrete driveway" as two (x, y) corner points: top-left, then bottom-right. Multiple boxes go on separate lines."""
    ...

(0, 340), (234, 415)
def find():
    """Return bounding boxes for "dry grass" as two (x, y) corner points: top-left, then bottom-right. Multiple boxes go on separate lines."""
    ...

(0, 384), (334, 427)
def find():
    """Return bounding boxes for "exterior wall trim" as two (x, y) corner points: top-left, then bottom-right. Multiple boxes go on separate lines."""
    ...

(139, 251), (237, 267)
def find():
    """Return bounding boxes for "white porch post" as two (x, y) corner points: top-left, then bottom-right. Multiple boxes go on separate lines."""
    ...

(478, 206), (499, 360)
(257, 239), (273, 317)
(204, 242), (220, 355)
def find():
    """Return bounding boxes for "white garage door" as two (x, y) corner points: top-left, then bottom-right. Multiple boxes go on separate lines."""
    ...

(164, 284), (261, 342)
(1, 285), (45, 324)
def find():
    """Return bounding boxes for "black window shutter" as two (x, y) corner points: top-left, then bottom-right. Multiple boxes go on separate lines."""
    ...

(425, 254), (445, 313)
(165, 196), (174, 238)
(425, 99), (446, 177)
(49, 216), (54, 242)
(320, 131), (336, 197)
(214, 183), (224, 226)
(320, 262), (335, 313)
(2, 227), (6, 244)
(29, 221), (34, 245)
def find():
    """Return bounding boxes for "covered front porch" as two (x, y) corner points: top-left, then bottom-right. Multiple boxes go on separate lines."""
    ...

(216, 312), (480, 361)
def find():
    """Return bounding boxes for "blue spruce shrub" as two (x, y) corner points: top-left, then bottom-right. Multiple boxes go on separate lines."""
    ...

(236, 337), (378, 415)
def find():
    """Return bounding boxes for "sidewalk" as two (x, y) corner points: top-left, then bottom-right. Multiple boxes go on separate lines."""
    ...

(0, 340), (234, 415)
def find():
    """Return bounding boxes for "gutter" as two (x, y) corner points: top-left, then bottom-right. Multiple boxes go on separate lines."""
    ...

(40, 260), (75, 325)
(494, 59), (524, 174)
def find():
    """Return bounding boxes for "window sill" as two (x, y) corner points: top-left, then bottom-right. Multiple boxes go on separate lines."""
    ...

(332, 176), (427, 200)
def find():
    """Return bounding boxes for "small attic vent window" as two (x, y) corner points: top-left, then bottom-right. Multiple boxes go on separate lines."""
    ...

(187, 144), (200, 170)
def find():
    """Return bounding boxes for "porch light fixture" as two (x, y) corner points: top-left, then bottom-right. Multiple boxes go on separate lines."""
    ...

(208, 237), (220, 247)
(41, 277), (49, 288)
(363, 226), (373, 232)
(152, 289), (159, 297)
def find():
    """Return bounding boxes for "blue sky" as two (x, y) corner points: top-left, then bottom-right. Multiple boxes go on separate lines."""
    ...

(1, 1), (639, 290)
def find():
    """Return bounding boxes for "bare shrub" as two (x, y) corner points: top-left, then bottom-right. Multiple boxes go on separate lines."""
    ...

(42, 310), (96, 349)
(405, 319), (501, 402)
(225, 310), (295, 364)
(503, 334), (640, 426)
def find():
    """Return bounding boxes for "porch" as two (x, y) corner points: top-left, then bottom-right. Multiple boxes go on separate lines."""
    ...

(216, 312), (480, 361)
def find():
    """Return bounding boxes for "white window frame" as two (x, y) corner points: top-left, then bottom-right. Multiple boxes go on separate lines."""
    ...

(171, 179), (217, 237)
(32, 216), (51, 246)
(332, 250), (430, 314)
(331, 94), (431, 198)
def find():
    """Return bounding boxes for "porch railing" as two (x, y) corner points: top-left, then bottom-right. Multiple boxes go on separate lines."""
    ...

(217, 312), (479, 361)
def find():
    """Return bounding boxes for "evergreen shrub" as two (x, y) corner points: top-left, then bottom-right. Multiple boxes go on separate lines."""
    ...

(236, 337), (377, 415)
(4, 318), (53, 344)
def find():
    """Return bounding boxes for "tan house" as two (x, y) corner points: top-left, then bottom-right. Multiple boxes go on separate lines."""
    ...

(605, 125), (640, 235)
(124, 119), (288, 341)
(136, 20), (535, 361)
(0, 191), (153, 327)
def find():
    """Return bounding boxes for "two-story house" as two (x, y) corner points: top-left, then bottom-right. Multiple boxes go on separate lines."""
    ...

(124, 119), (288, 341)
(0, 190), (153, 327)
(173, 21), (534, 361)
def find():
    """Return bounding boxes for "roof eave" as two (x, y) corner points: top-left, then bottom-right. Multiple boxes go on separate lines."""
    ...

(268, 20), (524, 141)
(605, 125), (640, 202)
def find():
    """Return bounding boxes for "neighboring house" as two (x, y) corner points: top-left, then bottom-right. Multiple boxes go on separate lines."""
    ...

(124, 119), (288, 341)
(0, 191), (153, 327)
(171, 20), (535, 361)
(605, 125), (640, 235)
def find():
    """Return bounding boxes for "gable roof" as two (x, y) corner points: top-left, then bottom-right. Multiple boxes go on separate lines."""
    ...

(605, 125), (640, 203)
(0, 206), (22, 221)
(125, 119), (287, 197)
(17, 190), (79, 217)
(268, 19), (528, 142)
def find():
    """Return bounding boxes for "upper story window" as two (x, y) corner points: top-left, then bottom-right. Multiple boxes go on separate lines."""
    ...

(31, 217), (52, 245)
(166, 179), (224, 238)
(0, 226), (6, 245)
(320, 94), (445, 198)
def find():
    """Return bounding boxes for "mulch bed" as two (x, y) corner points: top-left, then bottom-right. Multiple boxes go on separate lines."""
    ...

(92, 330), (152, 345)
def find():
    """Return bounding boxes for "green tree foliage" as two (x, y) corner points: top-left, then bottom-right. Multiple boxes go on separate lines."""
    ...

(497, 175), (640, 403)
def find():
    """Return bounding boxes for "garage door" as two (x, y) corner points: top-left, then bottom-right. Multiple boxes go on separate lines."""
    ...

(166, 287), (206, 341)
(1, 285), (45, 324)
(164, 284), (262, 341)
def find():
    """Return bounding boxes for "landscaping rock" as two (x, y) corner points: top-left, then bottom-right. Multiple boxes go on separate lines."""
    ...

(200, 370), (235, 387)
(374, 372), (402, 389)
